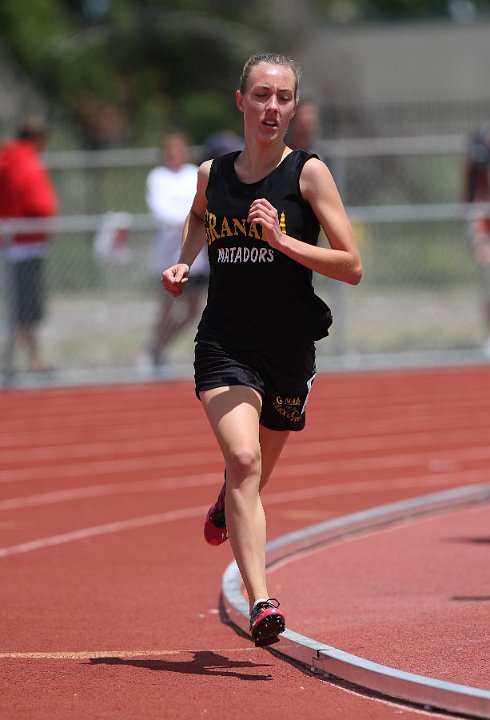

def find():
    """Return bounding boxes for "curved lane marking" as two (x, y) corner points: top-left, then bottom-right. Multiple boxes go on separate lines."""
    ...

(1, 475), (489, 559)
(0, 467), (488, 513)
(222, 483), (490, 720)
(3, 442), (490, 484)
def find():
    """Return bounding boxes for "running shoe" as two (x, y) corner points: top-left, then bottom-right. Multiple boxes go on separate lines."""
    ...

(249, 598), (286, 647)
(204, 482), (228, 546)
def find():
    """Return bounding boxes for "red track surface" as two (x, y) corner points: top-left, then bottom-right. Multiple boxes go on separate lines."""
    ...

(1, 365), (489, 719)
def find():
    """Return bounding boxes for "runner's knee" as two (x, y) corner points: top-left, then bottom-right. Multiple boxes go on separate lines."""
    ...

(226, 448), (260, 485)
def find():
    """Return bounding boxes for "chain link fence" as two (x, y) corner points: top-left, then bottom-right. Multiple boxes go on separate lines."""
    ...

(1, 135), (489, 388)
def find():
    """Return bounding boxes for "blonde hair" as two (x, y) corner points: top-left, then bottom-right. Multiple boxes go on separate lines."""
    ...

(239, 53), (301, 102)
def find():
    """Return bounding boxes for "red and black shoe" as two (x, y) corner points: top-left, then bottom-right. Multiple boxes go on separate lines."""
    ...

(249, 598), (286, 647)
(204, 482), (228, 546)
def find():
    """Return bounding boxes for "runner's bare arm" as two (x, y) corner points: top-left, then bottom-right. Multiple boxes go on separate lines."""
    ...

(247, 157), (362, 285)
(161, 161), (211, 297)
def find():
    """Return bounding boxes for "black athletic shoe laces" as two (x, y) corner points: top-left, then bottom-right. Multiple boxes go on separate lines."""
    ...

(249, 598), (281, 628)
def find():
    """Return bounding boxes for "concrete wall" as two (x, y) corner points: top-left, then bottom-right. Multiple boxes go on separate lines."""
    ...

(300, 20), (490, 106)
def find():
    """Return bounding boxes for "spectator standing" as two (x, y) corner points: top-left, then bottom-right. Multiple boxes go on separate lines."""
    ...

(286, 99), (328, 164)
(0, 117), (58, 373)
(201, 130), (243, 162)
(139, 132), (207, 370)
(464, 123), (490, 356)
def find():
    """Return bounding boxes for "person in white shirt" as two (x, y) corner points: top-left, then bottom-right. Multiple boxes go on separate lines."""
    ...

(141, 132), (208, 368)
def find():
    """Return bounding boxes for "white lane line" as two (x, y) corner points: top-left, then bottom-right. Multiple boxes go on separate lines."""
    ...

(263, 468), (489, 507)
(0, 648), (260, 660)
(0, 452), (221, 484)
(0, 424), (209, 449)
(0, 648), (462, 716)
(2, 442), (490, 485)
(0, 435), (214, 464)
(0, 505), (207, 559)
(0, 470), (487, 559)
(0, 466), (487, 513)
(0, 473), (220, 511)
(1, 422), (488, 465)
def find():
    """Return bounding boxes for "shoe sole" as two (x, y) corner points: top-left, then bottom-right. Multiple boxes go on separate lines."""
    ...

(254, 632), (282, 647)
(251, 611), (286, 647)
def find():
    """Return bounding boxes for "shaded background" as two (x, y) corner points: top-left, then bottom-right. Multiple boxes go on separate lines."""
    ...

(1, 0), (490, 385)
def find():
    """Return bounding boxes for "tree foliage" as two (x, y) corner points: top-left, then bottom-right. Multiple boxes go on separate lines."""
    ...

(1, 0), (489, 147)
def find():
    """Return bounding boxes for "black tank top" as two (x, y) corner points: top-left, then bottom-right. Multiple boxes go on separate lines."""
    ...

(196, 149), (332, 350)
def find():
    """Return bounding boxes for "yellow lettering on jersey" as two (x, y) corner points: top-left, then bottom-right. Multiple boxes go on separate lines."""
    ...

(233, 218), (247, 236)
(206, 212), (286, 244)
(220, 216), (233, 237)
(248, 222), (261, 240)
(205, 211), (220, 243)
(279, 211), (287, 234)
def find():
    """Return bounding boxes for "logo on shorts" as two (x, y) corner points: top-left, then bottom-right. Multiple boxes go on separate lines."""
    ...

(274, 395), (302, 423)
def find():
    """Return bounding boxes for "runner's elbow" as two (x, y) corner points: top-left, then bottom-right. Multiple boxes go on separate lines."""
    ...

(346, 260), (362, 285)
(352, 263), (363, 285)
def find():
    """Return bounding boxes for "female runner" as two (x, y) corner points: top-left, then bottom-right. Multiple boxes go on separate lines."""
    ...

(162, 52), (362, 646)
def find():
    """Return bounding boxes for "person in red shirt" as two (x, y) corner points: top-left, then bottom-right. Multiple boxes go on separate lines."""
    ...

(0, 117), (58, 373)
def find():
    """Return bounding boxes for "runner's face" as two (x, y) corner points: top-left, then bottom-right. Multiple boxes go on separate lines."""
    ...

(237, 63), (297, 143)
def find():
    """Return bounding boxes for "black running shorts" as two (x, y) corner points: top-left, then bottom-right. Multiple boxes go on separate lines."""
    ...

(194, 340), (317, 432)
